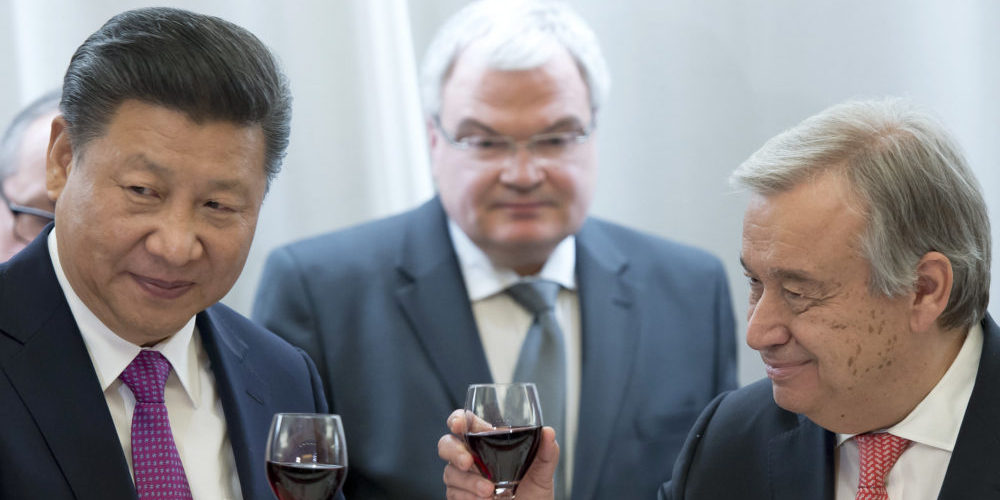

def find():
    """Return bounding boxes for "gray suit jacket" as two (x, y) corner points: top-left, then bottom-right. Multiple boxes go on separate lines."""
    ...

(661, 315), (1000, 500)
(254, 197), (737, 499)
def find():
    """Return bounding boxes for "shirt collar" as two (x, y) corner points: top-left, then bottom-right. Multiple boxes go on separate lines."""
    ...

(447, 219), (577, 301)
(836, 322), (983, 451)
(47, 229), (201, 406)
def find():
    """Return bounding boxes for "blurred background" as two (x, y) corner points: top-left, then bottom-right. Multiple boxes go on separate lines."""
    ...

(2, 0), (997, 385)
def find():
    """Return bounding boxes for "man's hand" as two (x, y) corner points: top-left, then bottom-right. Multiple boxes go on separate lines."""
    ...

(438, 409), (560, 500)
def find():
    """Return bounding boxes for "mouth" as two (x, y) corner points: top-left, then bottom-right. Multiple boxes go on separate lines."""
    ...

(494, 200), (552, 213)
(130, 273), (196, 300)
(762, 358), (813, 381)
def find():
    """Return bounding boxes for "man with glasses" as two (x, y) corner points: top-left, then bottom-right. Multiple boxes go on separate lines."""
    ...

(0, 90), (59, 261)
(254, 1), (736, 499)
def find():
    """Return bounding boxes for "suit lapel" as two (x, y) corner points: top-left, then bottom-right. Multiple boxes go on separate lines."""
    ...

(0, 232), (136, 500)
(570, 221), (639, 500)
(937, 315), (1000, 498)
(768, 415), (836, 500)
(198, 309), (270, 500)
(394, 198), (492, 409)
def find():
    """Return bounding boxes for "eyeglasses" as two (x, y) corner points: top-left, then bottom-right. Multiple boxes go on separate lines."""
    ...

(433, 115), (596, 163)
(0, 182), (54, 244)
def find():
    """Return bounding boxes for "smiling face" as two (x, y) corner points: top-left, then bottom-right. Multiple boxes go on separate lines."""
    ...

(740, 170), (953, 433)
(430, 45), (596, 275)
(47, 100), (267, 346)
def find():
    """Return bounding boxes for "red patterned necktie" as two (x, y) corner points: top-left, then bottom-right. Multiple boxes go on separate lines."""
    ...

(119, 350), (194, 499)
(854, 432), (911, 500)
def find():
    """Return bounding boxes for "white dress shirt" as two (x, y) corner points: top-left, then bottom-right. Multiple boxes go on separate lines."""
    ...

(49, 230), (243, 500)
(448, 220), (581, 492)
(835, 323), (983, 500)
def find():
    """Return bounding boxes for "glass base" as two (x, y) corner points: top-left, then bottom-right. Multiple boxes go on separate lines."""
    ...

(494, 481), (519, 499)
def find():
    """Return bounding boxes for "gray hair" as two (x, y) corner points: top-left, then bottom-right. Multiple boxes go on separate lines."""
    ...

(419, 0), (610, 118)
(732, 97), (990, 330)
(0, 89), (61, 181)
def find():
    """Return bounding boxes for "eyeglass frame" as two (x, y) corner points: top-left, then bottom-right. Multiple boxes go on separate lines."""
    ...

(432, 115), (597, 163)
(0, 179), (55, 243)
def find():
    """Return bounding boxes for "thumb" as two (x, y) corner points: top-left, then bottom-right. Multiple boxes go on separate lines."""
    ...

(519, 426), (560, 496)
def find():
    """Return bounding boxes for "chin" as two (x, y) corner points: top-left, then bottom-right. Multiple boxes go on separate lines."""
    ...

(771, 387), (811, 415)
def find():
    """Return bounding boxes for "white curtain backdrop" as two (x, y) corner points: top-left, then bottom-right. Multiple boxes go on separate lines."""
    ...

(2, 0), (998, 385)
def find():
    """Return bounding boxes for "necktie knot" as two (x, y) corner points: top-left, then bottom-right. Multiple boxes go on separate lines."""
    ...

(506, 280), (560, 316)
(854, 432), (911, 500)
(120, 350), (172, 405)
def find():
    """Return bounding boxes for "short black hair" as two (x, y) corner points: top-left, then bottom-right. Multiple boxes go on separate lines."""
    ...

(61, 7), (291, 186)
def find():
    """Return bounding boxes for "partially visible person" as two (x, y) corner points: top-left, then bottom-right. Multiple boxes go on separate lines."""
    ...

(254, 0), (736, 499)
(0, 8), (331, 500)
(440, 97), (998, 500)
(0, 90), (59, 261)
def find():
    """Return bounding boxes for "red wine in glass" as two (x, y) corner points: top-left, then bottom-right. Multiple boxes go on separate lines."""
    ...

(464, 383), (543, 499)
(266, 413), (348, 500)
(266, 462), (346, 500)
(465, 425), (542, 485)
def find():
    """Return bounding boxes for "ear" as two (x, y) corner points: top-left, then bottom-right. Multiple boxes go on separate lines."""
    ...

(46, 116), (75, 202)
(427, 117), (441, 149)
(909, 251), (954, 333)
(427, 117), (443, 180)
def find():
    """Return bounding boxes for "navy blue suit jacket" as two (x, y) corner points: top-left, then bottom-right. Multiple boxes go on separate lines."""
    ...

(661, 315), (1000, 500)
(253, 197), (738, 499)
(0, 230), (329, 500)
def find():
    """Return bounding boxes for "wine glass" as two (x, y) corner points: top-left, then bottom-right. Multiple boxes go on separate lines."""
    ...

(464, 383), (543, 499)
(266, 413), (348, 500)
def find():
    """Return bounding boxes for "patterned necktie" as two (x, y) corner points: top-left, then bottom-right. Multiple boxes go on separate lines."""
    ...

(119, 350), (194, 499)
(854, 432), (911, 500)
(507, 280), (567, 500)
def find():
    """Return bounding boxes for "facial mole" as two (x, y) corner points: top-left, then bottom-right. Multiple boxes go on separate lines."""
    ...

(847, 356), (854, 367)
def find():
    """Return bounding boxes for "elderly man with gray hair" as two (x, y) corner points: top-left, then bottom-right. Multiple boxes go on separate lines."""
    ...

(253, 0), (737, 499)
(442, 97), (997, 499)
(0, 90), (59, 261)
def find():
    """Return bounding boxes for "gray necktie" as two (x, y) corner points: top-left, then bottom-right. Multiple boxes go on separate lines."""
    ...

(508, 280), (567, 500)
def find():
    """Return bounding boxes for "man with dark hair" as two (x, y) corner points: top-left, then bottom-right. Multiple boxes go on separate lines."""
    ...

(0, 90), (59, 261)
(254, 1), (736, 499)
(0, 8), (328, 500)
(441, 98), (999, 499)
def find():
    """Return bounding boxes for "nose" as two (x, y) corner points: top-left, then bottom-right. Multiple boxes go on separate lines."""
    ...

(745, 289), (793, 352)
(497, 148), (545, 191)
(144, 207), (204, 267)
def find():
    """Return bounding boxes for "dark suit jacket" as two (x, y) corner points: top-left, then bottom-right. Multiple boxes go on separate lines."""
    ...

(661, 315), (1000, 500)
(253, 197), (738, 499)
(0, 229), (329, 500)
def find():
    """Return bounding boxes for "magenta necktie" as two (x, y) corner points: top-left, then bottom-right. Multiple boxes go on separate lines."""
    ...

(119, 350), (194, 499)
(854, 432), (911, 500)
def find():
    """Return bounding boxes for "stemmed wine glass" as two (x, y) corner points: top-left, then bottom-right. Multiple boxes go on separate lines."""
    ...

(464, 383), (543, 499)
(266, 413), (348, 500)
